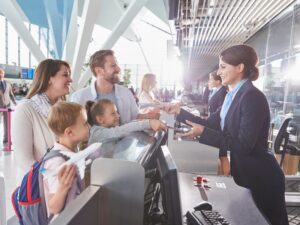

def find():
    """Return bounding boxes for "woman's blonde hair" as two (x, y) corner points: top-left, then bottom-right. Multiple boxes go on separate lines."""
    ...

(48, 102), (84, 136)
(27, 59), (70, 99)
(141, 73), (156, 93)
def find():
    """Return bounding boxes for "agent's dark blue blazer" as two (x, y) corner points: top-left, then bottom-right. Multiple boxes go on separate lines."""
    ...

(177, 80), (284, 189)
(208, 86), (227, 114)
(202, 86), (210, 104)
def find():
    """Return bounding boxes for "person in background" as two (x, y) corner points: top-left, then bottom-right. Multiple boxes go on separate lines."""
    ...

(129, 85), (139, 104)
(44, 102), (89, 219)
(138, 73), (160, 104)
(199, 83), (211, 117)
(0, 68), (17, 145)
(138, 73), (162, 113)
(202, 84), (211, 105)
(208, 70), (229, 175)
(207, 70), (227, 115)
(165, 45), (288, 225)
(71, 50), (159, 124)
(12, 59), (72, 173)
(86, 99), (166, 148)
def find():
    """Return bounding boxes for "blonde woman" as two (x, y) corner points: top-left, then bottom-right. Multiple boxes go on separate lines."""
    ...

(138, 73), (162, 114)
(138, 73), (161, 104)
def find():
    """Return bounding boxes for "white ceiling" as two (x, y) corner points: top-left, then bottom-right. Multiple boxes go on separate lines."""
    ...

(78, 0), (169, 42)
(174, 0), (295, 79)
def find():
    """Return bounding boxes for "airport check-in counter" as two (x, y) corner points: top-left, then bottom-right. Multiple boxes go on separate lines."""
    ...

(51, 126), (270, 225)
(179, 174), (269, 225)
(51, 130), (167, 225)
(160, 110), (219, 174)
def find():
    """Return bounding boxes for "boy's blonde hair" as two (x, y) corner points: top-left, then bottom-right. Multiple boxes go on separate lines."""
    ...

(48, 102), (84, 136)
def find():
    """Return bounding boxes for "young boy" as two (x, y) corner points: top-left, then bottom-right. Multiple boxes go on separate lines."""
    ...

(43, 102), (90, 217)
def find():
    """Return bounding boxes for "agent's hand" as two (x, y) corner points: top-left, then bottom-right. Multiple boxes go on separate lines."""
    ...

(149, 119), (167, 131)
(163, 103), (181, 114)
(147, 107), (160, 119)
(176, 120), (204, 138)
(57, 164), (76, 192)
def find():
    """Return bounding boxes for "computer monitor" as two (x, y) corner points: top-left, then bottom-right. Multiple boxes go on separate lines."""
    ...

(156, 145), (182, 225)
(142, 130), (168, 170)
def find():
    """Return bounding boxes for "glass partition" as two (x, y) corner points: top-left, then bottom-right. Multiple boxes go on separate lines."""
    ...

(267, 12), (292, 59)
(293, 4), (300, 54)
(246, 0), (300, 174)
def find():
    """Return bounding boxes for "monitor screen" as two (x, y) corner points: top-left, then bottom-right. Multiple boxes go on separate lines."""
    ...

(141, 130), (168, 169)
(156, 145), (182, 225)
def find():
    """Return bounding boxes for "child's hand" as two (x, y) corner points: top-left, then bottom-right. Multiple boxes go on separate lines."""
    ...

(147, 108), (160, 119)
(149, 119), (167, 131)
(57, 164), (76, 192)
(47, 164), (77, 215)
(163, 103), (181, 114)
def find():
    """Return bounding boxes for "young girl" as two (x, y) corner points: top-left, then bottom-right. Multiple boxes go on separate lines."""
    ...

(44, 102), (90, 218)
(86, 99), (166, 146)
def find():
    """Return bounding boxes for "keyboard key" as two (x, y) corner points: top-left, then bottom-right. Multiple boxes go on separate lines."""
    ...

(186, 210), (230, 225)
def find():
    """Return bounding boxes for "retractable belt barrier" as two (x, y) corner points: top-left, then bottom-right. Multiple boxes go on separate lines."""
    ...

(0, 107), (13, 151)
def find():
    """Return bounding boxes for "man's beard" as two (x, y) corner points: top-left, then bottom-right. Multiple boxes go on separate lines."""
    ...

(106, 74), (120, 84)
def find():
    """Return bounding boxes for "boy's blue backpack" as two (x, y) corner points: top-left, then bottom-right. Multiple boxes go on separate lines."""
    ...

(11, 149), (69, 225)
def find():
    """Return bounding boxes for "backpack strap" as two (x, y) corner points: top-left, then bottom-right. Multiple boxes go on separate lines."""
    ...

(39, 149), (70, 223)
(43, 149), (70, 162)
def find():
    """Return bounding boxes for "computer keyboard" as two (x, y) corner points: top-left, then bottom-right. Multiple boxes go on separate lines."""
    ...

(186, 210), (230, 225)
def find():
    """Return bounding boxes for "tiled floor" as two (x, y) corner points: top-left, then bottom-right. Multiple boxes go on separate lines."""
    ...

(0, 138), (19, 220)
(0, 105), (19, 223)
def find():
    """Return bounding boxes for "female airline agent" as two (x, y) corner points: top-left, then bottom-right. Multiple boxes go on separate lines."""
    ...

(166, 45), (288, 225)
(207, 71), (227, 115)
(207, 71), (229, 175)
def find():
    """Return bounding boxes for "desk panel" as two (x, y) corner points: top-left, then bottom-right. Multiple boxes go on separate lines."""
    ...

(179, 173), (269, 225)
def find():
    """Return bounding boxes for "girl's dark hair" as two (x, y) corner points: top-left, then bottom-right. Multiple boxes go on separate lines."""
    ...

(27, 59), (70, 99)
(85, 99), (113, 126)
(220, 44), (259, 81)
(209, 70), (222, 82)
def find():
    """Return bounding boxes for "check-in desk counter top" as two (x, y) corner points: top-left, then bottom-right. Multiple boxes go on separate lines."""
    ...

(100, 130), (166, 168)
(179, 173), (269, 225)
(161, 110), (219, 174)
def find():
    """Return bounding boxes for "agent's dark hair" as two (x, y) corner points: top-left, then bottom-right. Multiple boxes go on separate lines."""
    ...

(85, 99), (114, 126)
(220, 45), (259, 81)
(89, 50), (114, 76)
(27, 59), (70, 99)
(209, 70), (222, 82)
